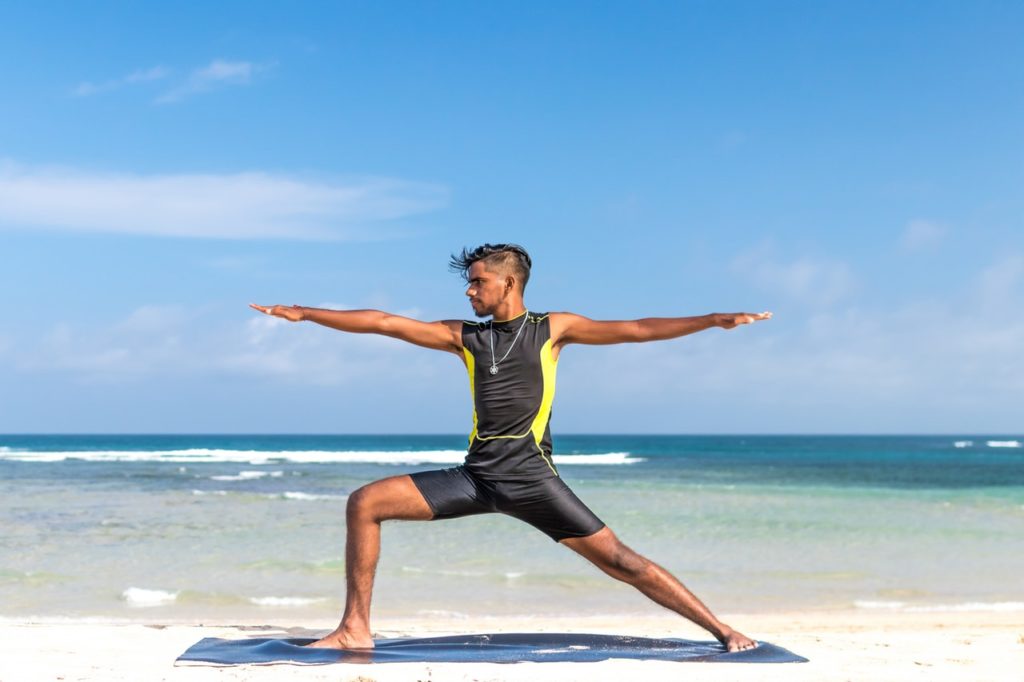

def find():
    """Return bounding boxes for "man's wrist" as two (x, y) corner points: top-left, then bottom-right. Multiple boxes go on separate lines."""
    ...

(707, 313), (722, 328)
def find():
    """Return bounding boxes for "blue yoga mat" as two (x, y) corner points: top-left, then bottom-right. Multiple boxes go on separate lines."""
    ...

(175, 632), (808, 665)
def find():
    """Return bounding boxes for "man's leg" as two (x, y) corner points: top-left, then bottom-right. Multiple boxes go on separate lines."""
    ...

(308, 474), (433, 649)
(560, 526), (757, 652)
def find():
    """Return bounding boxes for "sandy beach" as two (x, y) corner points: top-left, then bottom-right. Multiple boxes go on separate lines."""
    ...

(1, 610), (1020, 682)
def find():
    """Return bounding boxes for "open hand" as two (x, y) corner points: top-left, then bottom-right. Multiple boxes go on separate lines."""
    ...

(249, 303), (306, 322)
(715, 311), (772, 329)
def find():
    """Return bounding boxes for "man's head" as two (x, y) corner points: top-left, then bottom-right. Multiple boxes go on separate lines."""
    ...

(449, 244), (532, 318)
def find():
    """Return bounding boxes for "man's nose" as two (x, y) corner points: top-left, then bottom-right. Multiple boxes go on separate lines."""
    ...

(466, 286), (476, 297)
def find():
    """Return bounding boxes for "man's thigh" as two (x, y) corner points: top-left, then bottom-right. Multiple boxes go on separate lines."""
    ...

(408, 467), (498, 520)
(495, 476), (606, 542)
(353, 474), (435, 521)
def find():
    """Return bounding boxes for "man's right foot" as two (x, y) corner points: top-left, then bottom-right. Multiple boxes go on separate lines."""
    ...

(306, 627), (374, 649)
(717, 627), (757, 652)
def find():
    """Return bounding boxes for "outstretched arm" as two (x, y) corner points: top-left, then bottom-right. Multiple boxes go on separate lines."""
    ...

(249, 304), (462, 355)
(551, 311), (772, 348)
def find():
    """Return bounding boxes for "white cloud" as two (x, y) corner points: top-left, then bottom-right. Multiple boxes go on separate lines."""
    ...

(7, 250), (1024, 432)
(29, 309), (188, 377)
(72, 66), (170, 96)
(558, 255), (1024, 432)
(156, 59), (263, 103)
(201, 254), (266, 272)
(14, 303), (453, 387)
(900, 219), (946, 251)
(73, 59), (265, 103)
(732, 246), (856, 306)
(975, 254), (1023, 308)
(10, 253), (1022, 432)
(0, 160), (449, 240)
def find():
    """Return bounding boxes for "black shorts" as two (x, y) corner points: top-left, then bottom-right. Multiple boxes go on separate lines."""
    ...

(409, 466), (605, 542)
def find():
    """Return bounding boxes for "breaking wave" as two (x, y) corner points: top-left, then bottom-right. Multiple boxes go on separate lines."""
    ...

(0, 448), (643, 465)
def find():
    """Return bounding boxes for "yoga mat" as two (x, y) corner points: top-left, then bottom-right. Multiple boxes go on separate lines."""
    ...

(176, 632), (808, 666)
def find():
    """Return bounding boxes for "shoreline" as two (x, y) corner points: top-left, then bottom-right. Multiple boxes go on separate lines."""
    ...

(2, 610), (1020, 681)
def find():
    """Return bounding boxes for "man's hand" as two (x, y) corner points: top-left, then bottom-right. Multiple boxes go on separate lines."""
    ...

(250, 303), (305, 322)
(714, 311), (772, 329)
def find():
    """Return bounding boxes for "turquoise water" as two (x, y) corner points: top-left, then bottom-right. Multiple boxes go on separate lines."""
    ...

(2, 434), (1022, 620)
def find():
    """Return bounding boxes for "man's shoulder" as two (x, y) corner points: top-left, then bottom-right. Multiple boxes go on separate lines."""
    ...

(528, 311), (554, 323)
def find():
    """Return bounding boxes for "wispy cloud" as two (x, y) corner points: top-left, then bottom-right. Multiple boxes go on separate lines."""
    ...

(0, 160), (449, 240)
(900, 219), (946, 252)
(14, 303), (449, 387)
(11, 253), (1024, 432)
(558, 256), (1024, 433)
(156, 59), (265, 104)
(72, 59), (266, 103)
(731, 245), (856, 306)
(72, 66), (171, 97)
(975, 254), (1024, 309)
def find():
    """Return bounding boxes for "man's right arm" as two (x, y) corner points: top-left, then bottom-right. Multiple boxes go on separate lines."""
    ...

(249, 304), (463, 355)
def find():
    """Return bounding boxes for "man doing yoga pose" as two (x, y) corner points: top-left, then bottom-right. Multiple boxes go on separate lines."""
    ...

(251, 243), (771, 652)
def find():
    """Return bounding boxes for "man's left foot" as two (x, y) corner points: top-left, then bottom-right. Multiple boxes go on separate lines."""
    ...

(305, 627), (374, 649)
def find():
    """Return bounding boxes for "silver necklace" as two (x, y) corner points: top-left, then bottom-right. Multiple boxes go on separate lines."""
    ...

(488, 311), (529, 375)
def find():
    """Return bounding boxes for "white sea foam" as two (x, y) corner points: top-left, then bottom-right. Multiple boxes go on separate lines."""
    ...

(906, 602), (1024, 613)
(249, 596), (325, 607)
(190, 489), (229, 496)
(855, 600), (1024, 613)
(553, 452), (644, 464)
(953, 440), (973, 448)
(0, 448), (643, 465)
(986, 440), (1021, 448)
(415, 609), (469, 619)
(0, 616), (136, 625)
(210, 470), (284, 481)
(121, 587), (178, 606)
(853, 600), (908, 610)
(278, 491), (344, 501)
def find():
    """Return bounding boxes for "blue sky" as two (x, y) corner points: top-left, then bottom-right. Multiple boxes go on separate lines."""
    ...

(2, 2), (1022, 434)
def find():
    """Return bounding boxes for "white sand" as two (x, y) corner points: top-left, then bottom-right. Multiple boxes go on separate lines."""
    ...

(1, 611), (1021, 681)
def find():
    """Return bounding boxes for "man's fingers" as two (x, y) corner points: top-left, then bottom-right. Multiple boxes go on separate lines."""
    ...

(721, 311), (772, 329)
(742, 311), (773, 324)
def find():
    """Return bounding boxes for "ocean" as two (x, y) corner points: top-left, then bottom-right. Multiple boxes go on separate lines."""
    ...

(2, 434), (1022, 622)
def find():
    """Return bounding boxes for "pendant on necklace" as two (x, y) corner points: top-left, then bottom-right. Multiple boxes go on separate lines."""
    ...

(489, 365), (499, 375)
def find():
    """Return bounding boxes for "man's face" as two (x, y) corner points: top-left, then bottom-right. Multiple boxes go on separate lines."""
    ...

(465, 261), (508, 318)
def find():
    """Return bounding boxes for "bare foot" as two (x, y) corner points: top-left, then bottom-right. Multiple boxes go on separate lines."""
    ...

(305, 627), (374, 649)
(718, 627), (757, 652)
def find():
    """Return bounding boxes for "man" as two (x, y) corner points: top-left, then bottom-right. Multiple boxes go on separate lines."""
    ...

(251, 243), (771, 652)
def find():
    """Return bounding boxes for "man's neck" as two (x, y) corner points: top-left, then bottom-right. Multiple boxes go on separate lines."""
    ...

(491, 301), (527, 323)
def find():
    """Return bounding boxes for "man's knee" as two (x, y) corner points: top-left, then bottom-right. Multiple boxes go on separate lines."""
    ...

(346, 485), (379, 522)
(346, 477), (429, 523)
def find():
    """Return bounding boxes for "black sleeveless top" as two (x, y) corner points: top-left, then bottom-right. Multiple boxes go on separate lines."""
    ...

(460, 311), (559, 480)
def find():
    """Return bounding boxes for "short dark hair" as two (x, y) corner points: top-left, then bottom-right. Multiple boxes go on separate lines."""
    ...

(449, 243), (532, 292)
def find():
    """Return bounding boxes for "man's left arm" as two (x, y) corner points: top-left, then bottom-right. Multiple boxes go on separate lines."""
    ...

(550, 311), (772, 348)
